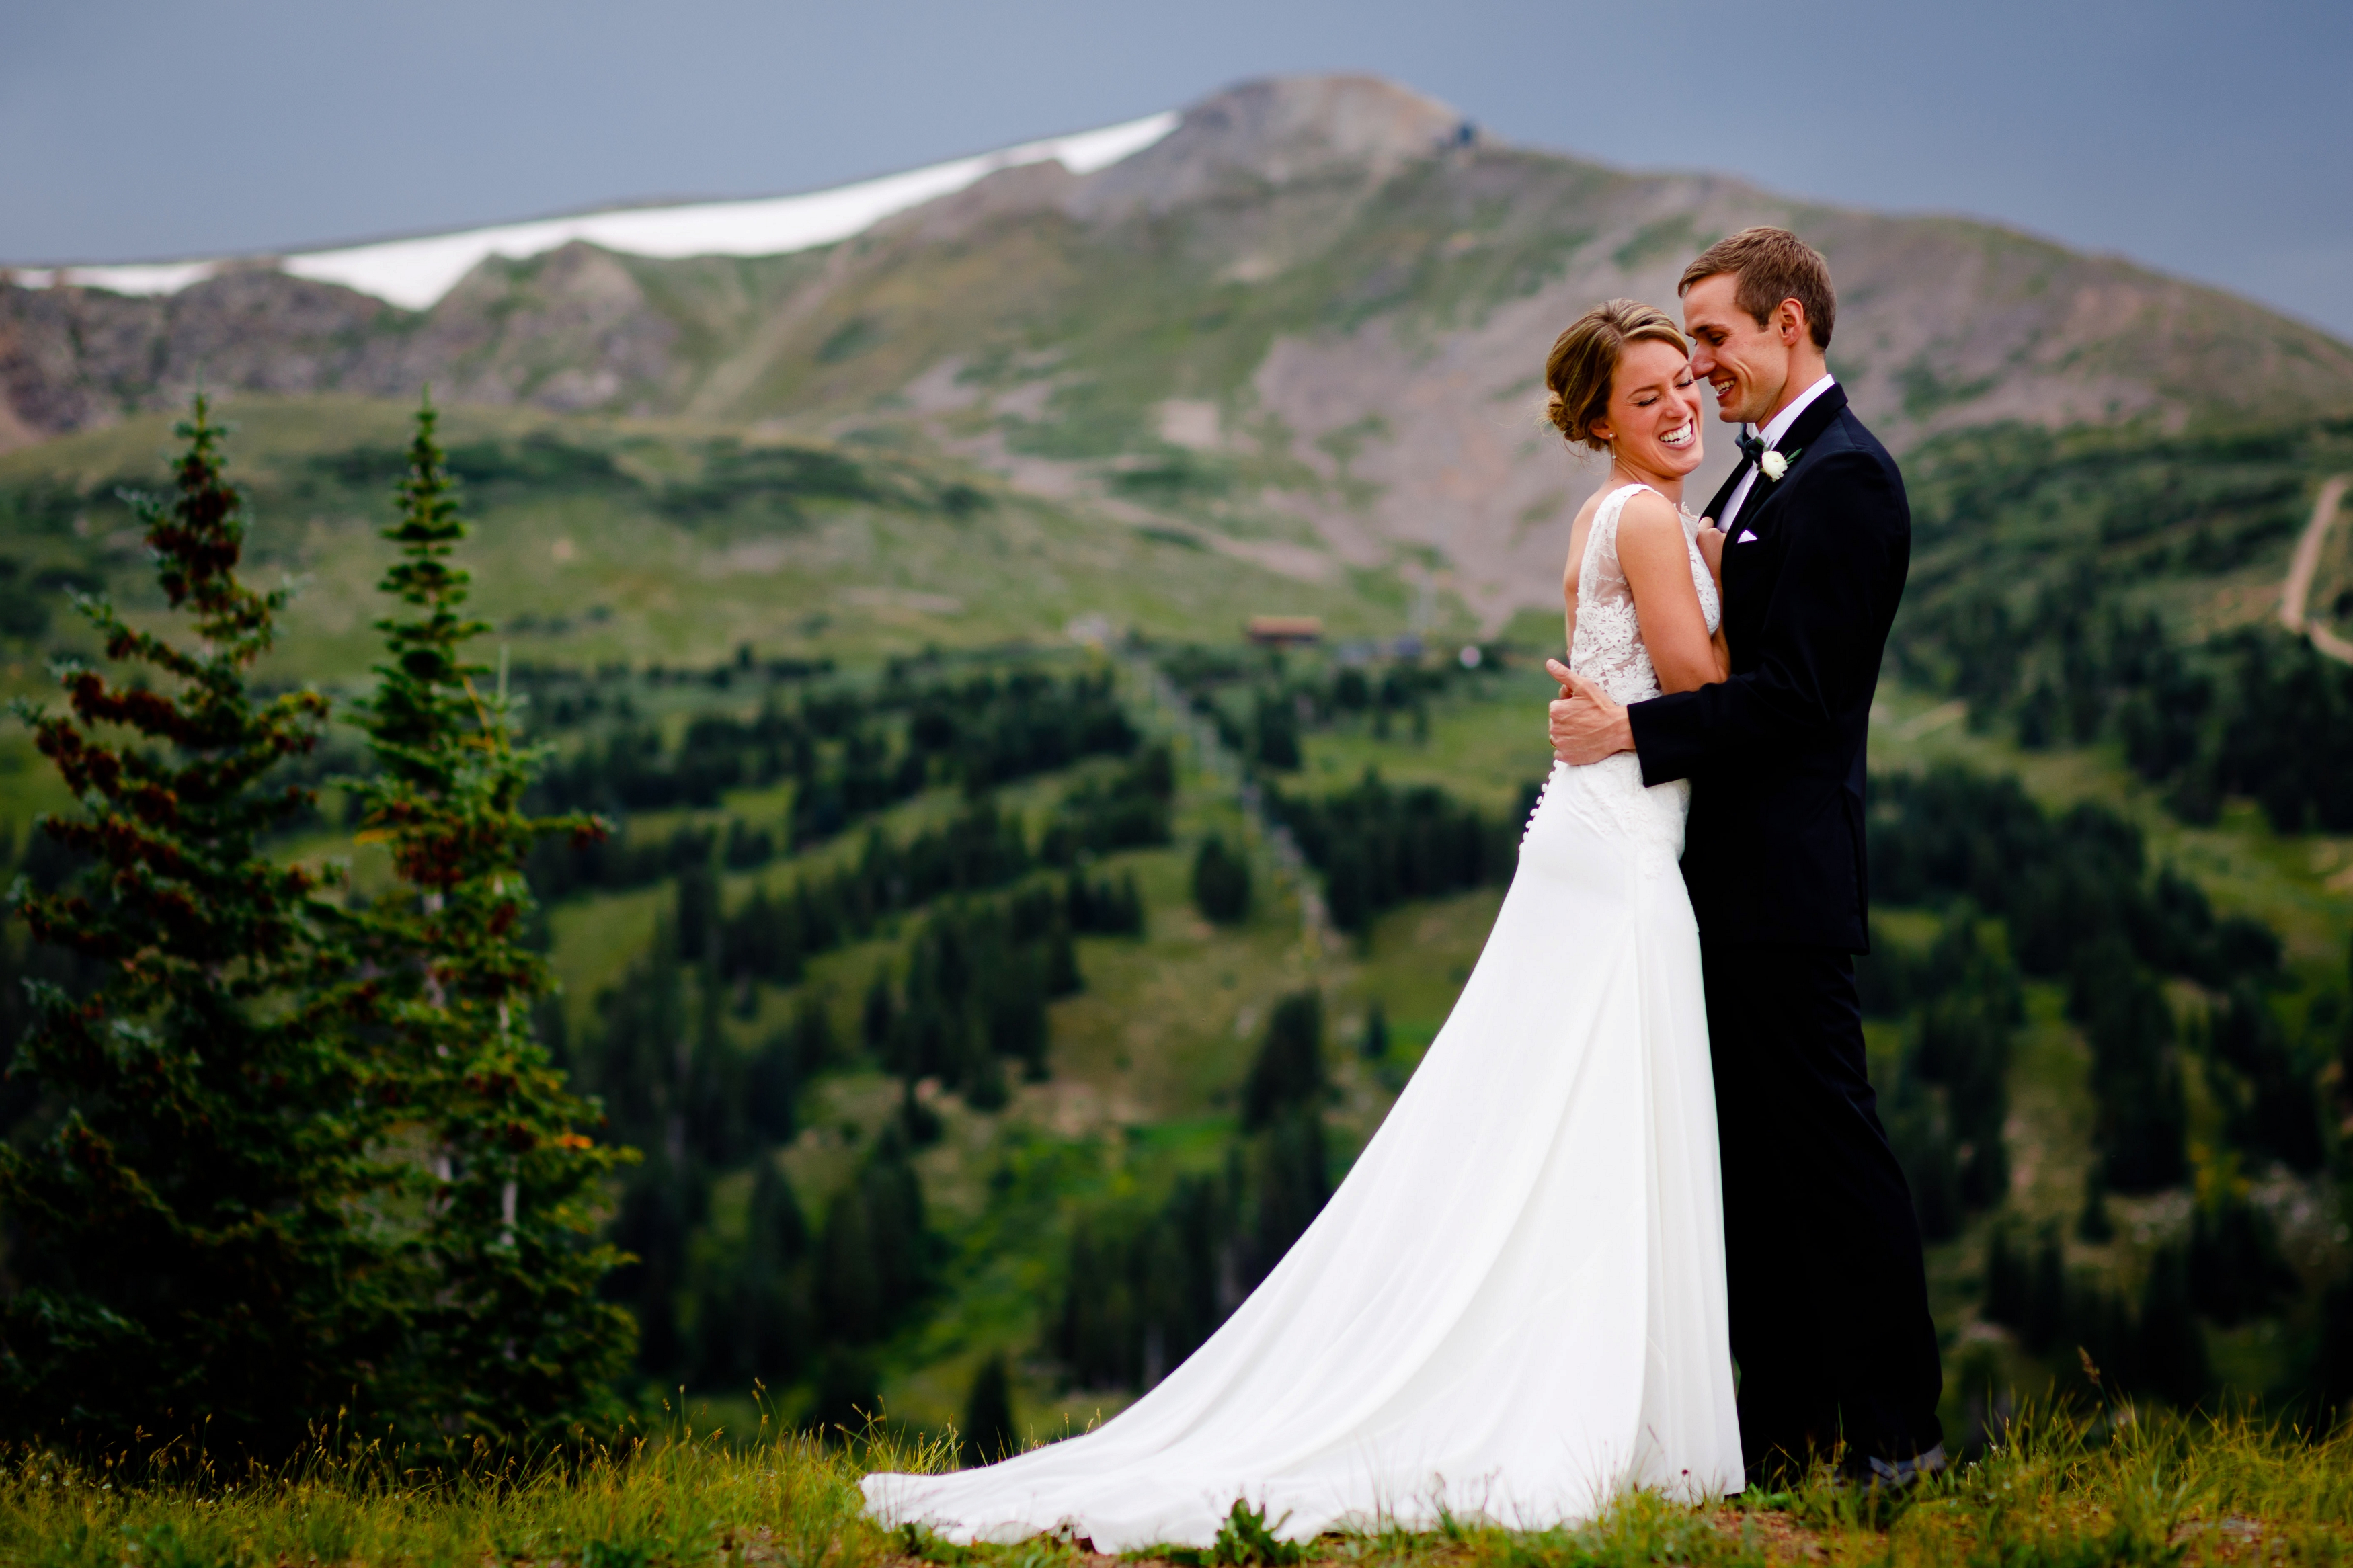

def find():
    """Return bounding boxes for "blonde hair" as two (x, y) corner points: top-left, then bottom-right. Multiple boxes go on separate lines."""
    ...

(1543, 300), (1690, 452)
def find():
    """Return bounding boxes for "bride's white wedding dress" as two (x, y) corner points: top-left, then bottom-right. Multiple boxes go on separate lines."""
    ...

(863, 483), (1740, 1547)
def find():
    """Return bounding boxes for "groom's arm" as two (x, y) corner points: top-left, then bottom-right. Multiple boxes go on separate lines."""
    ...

(1625, 452), (1906, 787)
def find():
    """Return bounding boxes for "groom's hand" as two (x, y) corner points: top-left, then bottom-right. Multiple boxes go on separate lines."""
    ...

(1546, 659), (1635, 765)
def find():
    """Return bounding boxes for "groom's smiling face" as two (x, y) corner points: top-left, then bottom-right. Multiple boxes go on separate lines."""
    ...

(1682, 272), (1791, 427)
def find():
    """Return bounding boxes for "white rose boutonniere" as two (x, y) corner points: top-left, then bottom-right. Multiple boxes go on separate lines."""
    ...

(1759, 448), (1791, 482)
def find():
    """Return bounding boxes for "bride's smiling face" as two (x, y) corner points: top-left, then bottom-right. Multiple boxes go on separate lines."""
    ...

(1589, 338), (1704, 478)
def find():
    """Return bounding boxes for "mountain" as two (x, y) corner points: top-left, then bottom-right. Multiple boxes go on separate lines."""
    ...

(9, 75), (2353, 629)
(3, 75), (2349, 1446)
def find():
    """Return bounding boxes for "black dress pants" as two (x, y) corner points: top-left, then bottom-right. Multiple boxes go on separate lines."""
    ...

(1702, 940), (1943, 1479)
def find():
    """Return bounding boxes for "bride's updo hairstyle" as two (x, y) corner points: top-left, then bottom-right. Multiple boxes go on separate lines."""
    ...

(1544, 300), (1690, 452)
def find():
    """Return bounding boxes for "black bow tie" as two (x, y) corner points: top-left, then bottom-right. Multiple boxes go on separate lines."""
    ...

(1736, 429), (1769, 464)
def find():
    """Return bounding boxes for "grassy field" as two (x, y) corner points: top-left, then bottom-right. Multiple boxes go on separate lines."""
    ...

(6, 627), (2340, 1442)
(4, 1409), (2351, 1566)
(4, 395), (2350, 1541)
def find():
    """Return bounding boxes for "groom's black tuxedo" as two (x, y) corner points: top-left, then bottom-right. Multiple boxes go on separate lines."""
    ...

(1628, 383), (1900, 950)
(1625, 383), (1944, 1478)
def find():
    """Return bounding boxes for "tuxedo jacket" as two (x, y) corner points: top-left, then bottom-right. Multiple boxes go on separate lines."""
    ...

(1625, 384), (1909, 952)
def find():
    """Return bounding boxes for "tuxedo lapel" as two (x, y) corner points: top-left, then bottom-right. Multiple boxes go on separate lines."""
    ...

(1732, 384), (1851, 540)
(1702, 459), (1749, 531)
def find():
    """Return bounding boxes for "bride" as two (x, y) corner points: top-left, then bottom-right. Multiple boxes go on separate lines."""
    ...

(862, 300), (1741, 1548)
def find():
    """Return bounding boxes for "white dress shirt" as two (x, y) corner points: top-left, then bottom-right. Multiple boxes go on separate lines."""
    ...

(1718, 373), (1837, 535)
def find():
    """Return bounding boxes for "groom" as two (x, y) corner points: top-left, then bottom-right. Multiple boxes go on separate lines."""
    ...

(1548, 228), (1943, 1484)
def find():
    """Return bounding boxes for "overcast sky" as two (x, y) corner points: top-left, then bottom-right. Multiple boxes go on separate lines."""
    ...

(5, 0), (2350, 336)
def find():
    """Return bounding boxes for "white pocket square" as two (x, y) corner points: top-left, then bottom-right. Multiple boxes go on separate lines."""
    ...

(1736, 529), (1760, 543)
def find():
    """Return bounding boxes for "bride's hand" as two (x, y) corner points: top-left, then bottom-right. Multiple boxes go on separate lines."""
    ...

(1696, 521), (1725, 585)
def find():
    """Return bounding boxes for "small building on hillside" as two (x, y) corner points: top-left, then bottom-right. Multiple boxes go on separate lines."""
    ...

(1246, 615), (1323, 646)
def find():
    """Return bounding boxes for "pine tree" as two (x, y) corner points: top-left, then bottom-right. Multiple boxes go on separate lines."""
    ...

(2319, 1272), (2353, 1415)
(609, 1157), (696, 1378)
(1885, 1071), (1961, 1243)
(1242, 991), (1325, 1130)
(2023, 1224), (2068, 1354)
(2078, 954), (2190, 1193)
(676, 861), (720, 968)
(1192, 834), (1252, 925)
(817, 1186), (883, 1341)
(965, 1037), (1010, 1110)
(2210, 983), (2324, 1175)
(1045, 913), (1082, 997)
(898, 1077), (945, 1147)
(810, 1349), (881, 1437)
(346, 395), (635, 1441)
(2339, 932), (2353, 1115)
(2063, 1278), (2139, 1397)
(746, 1028), (798, 1144)
(1252, 689), (1301, 770)
(1324, 841), (1371, 934)
(0, 395), (401, 1452)
(814, 1125), (931, 1349)
(2077, 1163), (2116, 1243)
(1981, 1223), (2029, 1329)
(700, 1156), (808, 1389)
(861, 967), (897, 1054)
(686, 957), (743, 1166)
(2186, 1178), (2299, 1326)
(961, 1350), (1016, 1464)
(2135, 1243), (2209, 1408)
(790, 987), (838, 1075)
(1242, 1110), (1329, 1290)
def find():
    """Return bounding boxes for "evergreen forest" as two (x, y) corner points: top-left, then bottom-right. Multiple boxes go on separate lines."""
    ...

(0, 388), (2350, 1567)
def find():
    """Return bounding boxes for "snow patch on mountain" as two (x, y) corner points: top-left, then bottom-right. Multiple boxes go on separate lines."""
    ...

(10, 112), (1178, 311)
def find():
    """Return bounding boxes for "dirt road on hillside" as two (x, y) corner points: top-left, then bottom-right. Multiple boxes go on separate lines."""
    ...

(2281, 474), (2353, 664)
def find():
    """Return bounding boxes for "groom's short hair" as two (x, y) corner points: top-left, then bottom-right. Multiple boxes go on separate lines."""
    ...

(1679, 228), (1835, 349)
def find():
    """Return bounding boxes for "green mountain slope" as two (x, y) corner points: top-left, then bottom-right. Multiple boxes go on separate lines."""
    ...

(0, 438), (2345, 1444)
(0, 396), (1426, 694)
(11, 76), (2353, 630)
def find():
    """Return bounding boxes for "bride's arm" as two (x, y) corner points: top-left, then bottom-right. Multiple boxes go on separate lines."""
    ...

(1617, 493), (1722, 695)
(1560, 561), (1577, 669)
(1558, 509), (1591, 681)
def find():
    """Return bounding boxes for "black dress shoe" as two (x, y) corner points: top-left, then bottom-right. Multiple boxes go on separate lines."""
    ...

(1857, 1442), (1946, 1489)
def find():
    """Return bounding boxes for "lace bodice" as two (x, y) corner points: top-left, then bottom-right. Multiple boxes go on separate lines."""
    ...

(1525, 482), (1722, 866)
(1570, 483), (1722, 706)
